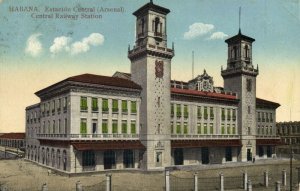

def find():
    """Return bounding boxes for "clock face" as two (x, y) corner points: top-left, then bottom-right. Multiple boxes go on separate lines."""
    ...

(155, 60), (164, 78)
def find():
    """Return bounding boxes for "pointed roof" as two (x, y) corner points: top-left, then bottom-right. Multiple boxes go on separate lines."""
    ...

(133, 1), (170, 16)
(225, 30), (255, 44)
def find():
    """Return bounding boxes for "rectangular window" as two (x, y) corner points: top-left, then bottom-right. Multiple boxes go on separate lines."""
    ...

(221, 108), (225, 121)
(197, 123), (201, 134)
(176, 104), (181, 118)
(64, 118), (67, 134)
(53, 120), (55, 134)
(232, 124), (236, 134)
(197, 106), (202, 119)
(171, 104), (174, 117)
(204, 123), (207, 134)
(227, 124), (231, 134)
(183, 105), (188, 118)
(183, 123), (188, 134)
(227, 109), (231, 121)
(112, 120), (118, 134)
(210, 107), (214, 120)
(210, 123), (213, 134)
(131, 101), (137, 114)
(270, 113), (273, 122)
(262, 113), (265, 122)
(131, 121), (136, 134)
(52, 100), (55, 115)
(221, 124), (225, 134)
(92, 120), (97, 134)
(92, 98), (98, 112)
(102, 120), (108, 134)
(258, 112), (261, 122)
(232, 109), (236, 121)
(122, 100), (128, 113)
(112, 100), (118, 113)
(122, 120), (127, 134)
(57, 99), (61, 113)
(176, 122), (181, 134)
(80, 97), (88, 111)
(171, 122), (173, 134)
(204, 107), (208, 120)
(247, 79), (252, 92)
(80, 119), (87, 134)
(266, 113), (269, 122)
(102, 99), (109, 113)
(266, 126), (269, 135)
(63, 97), (67, 112)
(58, 119), (61, 134)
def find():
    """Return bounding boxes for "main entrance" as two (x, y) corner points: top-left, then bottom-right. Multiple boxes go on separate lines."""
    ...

(201, 147), (209, 164)
(247, 149), (252, 161)
(225, 147), (232, 162)
(82, 150), (95, 171)
(123, 149), (134, 168)
(174, 148), (183, 165)
(104, 150), (116, 169)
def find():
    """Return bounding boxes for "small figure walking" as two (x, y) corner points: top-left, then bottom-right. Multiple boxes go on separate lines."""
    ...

(252, 157), (255, 163)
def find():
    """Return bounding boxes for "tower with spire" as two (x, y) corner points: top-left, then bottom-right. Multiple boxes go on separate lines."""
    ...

(128, 0), (174, 169)
(221, 26), (259, 161)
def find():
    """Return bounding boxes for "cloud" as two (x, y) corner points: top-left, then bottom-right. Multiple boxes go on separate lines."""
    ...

(70, 33), (104, 55)
(49, 33), (104, 55)
(50, 36), (71, 54)
(25, 33), (42, 57)
(183, 22), (214, 40)
(209, 32), (228, 40)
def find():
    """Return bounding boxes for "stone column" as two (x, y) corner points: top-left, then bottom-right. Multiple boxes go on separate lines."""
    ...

(264, 171), (268, 187)
(220, 173), (224, 191)
(165, 170), (170, 191)
(275, 181), (281, 191)
(247, 180), (252, 191)
(41, 183), (48, 191)
(76, 181), (82, 191)
(243, 171), (248, 190)
(106, 174), (111, 191)
(282, 169), (286, 186)
(194, 172), (198, 191)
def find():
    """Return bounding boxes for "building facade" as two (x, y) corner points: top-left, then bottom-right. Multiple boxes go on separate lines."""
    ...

(276, 121), (300, 159)
(25, 1), (281, 173)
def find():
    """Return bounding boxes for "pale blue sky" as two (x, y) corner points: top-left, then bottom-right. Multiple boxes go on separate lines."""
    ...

(0, 0), (299, 132)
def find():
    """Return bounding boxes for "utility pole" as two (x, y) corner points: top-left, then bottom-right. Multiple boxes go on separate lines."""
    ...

(290, 144), (293, 191)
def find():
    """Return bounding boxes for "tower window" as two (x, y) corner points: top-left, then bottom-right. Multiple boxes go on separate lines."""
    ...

(154, 17), (161, 36)
(246, 79), (252, 92)
(248, 106), (251, 114)
(245, 45), (249, 58)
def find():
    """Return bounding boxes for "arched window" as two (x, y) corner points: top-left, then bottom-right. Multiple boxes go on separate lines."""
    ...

(46, 148), (49, 166)
(57, 150), (61, 169)
(245, 45), (249, 58)
(42, 147), (45, 164)
(141, 18), (145, 34)
(34, 146), (37, 161)
(154, 17), (160, 36)
(63, 150), (67, 171)
(51, 148), (55, 167)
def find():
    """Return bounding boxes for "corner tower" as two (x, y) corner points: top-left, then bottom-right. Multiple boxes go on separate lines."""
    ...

(221, 30), (259, 162)
(128, 1), (174, 169)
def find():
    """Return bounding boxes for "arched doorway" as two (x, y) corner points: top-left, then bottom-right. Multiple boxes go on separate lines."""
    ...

(104, 150), (116, 169)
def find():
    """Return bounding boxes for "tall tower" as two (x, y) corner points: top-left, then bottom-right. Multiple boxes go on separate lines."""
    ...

(221, 30), (259, 162)
(128, 1), (174, 169)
